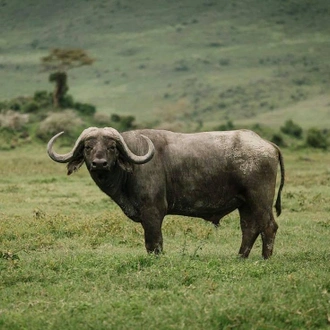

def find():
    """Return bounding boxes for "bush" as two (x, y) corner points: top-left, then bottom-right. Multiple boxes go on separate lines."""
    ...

(74, 102), (96, 116)
(271, 133), (286, 147)
(0, 127), (18, 150)
(37, 110), (84, 141)
(22, 101), (40, 113)
(33, 90), (52, 107)
(280, 119), (303, 138)
(119, 115), (135, 130)
(6, 96), (41, 113)
(110, 113), (136, 131)
(8, 100), (21, 111)
(305, 128), (328, 149)
(61, 94), (75, 108)
(111, 114), (121, 122)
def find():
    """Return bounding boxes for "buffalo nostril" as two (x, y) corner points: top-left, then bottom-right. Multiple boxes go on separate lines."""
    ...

(92, 160), (108, 168)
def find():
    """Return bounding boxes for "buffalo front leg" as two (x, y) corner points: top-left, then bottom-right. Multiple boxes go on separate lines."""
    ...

(141, 218), (164, 254)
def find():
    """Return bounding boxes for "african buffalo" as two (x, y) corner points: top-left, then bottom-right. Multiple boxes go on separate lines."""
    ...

(47, 127), (284, 259)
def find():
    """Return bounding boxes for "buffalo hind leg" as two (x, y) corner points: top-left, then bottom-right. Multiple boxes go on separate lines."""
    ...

(238, 207), (260, 258)
(141, 218), (164, 254)
(239, 205), (279, 259)
(261, 218), (278, 259)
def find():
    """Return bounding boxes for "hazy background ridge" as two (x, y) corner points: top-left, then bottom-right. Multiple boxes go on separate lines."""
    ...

(1, 0), (330, 129)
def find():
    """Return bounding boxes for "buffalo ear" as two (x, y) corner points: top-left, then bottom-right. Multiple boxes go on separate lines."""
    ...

(117, 156), (133, 173)
(67, 157), (84, 175)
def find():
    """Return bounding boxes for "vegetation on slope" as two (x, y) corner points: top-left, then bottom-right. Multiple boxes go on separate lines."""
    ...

(0, 0), (330, 129)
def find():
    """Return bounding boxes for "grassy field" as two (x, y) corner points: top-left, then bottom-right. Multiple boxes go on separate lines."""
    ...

(1, 0), (330, 129)
(0, 144), (330, 329)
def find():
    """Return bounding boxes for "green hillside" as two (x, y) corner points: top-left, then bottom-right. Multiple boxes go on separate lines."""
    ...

(1, 0), (330, 130)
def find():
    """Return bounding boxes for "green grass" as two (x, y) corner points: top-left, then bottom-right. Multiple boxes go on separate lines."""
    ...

(1, 145), (330, 329)
(1, 0), (330, 129)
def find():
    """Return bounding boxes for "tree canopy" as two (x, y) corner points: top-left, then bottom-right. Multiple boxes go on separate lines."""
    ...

(41, 48), (94, 72)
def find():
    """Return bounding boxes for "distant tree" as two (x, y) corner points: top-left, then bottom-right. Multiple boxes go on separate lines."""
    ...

(41, 48), (94, 108)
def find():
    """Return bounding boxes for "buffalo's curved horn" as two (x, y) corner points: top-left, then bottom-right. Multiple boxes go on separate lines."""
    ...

(47, 127), (97, 163)
(103, 127), (155, 164)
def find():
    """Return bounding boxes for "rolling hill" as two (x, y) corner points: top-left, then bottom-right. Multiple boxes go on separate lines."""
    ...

(1, 0), (330, 130)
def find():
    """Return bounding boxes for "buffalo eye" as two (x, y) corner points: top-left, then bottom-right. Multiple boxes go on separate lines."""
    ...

(84, 145), (92, 152)
(107, 145), (116, 151)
